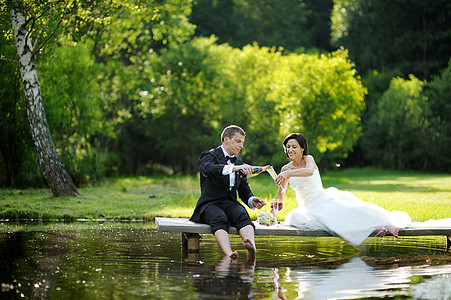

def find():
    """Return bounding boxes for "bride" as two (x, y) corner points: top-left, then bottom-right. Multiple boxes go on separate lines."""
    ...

(272, 133), (412, 246)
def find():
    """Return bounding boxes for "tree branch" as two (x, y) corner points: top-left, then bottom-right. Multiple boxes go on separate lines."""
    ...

(33, 14), (52, 50)
(32, 15), (64, 56)
(0, 55), (19, 64)
(33, 1), (71, 56)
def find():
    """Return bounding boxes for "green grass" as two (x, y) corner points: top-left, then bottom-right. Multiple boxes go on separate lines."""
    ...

(0, 168), (450, 222)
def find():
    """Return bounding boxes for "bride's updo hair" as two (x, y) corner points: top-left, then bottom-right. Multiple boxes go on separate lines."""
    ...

(283, 133), (308, 158)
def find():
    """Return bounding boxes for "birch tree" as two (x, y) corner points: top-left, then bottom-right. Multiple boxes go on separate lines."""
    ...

(9, 0), (78, 197)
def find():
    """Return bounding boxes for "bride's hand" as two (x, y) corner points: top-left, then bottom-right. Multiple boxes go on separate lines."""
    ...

(275, 172), (287, 187)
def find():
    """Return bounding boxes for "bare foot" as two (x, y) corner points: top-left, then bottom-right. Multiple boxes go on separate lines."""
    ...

(386, 224), (399, 237)
(229, 251), (239, 259)
(375, 227), (387, 237)
(243, 239), (256, 260)
(243, 239), (255, 251)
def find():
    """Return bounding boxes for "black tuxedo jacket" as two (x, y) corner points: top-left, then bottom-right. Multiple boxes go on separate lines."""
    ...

(190, 146), (254, 223)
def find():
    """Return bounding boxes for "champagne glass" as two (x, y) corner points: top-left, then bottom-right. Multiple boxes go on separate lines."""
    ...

(272, 199), (279, 225)
(267, 166), (287, 193)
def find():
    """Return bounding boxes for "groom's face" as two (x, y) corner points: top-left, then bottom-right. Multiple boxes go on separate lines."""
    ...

(223, 133), (245, 156)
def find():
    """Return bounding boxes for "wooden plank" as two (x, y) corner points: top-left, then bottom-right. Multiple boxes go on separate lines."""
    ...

(398, 228), (451, 236)
(155, 217), (451, 237)
(155, 217), (332, 236)
(156, 217), (214, 234)
(254, 223), (333, 237)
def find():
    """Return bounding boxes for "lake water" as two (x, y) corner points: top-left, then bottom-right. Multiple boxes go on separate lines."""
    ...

(1, 222), (450, 299)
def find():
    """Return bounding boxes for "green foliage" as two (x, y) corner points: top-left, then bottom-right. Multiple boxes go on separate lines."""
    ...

(146, 41), (365, 172)
(32, 32), (367, 178)
(355, 65), (451, 172)
(361, 69), (403, 109)
(38, 42), (108, 185)
(279, 49), (366, 166)
(0, 60), (36, 187)
(87, 0), (196, 175)
(0, 12), (44, 188)
(70, 0), (194, 62)
(331, 0), (451, 79)
(148, 36), (226, 173)
(359, 69), (403, 125)
(362, 75), (428, 169)
(3, 0), (449, 189)
(191, 0), (334, 52)
(422, 59), (451, 171)
(217, 43), (286, 166)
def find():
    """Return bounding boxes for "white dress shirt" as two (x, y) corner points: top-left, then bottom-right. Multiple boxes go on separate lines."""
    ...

(220, 146), (255, 209)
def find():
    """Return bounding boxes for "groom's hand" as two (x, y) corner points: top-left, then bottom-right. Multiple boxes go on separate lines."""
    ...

(252, 197), (266, 209)
(234, 164), (253, 175)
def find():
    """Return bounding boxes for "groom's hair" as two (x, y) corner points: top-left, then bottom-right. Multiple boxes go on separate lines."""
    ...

(283, 133), (309, 157)
(221, 125), (246, 141)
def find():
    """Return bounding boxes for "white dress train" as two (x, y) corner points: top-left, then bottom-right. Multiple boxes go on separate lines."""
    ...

(285, 169), (412, 246)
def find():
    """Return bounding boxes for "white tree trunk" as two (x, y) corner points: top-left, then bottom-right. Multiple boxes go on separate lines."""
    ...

(10, 1), (78, 197)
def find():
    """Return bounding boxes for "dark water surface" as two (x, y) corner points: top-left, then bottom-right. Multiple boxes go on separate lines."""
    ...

(1, 222), (450, 299)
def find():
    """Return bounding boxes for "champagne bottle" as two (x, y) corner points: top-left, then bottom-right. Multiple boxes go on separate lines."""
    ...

(237, 165), (270, 179)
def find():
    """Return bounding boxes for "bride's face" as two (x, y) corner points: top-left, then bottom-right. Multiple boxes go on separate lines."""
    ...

(285, 139), (304, 160)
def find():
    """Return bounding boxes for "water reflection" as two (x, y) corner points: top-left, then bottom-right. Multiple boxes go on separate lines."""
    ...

(272, 257), (412, 299)
(0, 223), (450, 299)
(190, 256), (255, 299)
(267, 258), (451, 299)
(411, 272), (451, 299)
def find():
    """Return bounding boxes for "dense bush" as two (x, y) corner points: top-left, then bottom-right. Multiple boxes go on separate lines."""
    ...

(361, 75), (428, 169)
(331, 0), (451, 79)
(422, 59), (451, 171)
(38, 43), (108, 185)
(278, 49), (366, 168)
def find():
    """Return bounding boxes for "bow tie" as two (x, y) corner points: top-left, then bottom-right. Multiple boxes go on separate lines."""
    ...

(226, 156), (237, 163)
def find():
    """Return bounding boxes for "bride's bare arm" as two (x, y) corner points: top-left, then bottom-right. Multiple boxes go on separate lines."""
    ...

(275, 156), (317, 186)
(273, 178), (288, 202)
(270, 163), (291, 208)
(272, 156), (317, 207)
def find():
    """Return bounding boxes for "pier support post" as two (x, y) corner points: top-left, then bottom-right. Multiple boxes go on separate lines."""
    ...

(181, 232), (201, 263)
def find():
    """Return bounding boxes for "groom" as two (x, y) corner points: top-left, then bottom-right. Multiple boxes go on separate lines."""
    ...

(190, 125), (266, 259)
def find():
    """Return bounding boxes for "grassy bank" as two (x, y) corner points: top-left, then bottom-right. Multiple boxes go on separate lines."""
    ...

(0, 168), (450, 222)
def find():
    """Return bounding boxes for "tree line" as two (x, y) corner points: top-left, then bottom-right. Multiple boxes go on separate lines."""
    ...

(0, 0), (450, 193)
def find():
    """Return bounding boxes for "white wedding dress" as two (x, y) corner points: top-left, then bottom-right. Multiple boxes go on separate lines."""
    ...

(285, 169), (412, 246)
